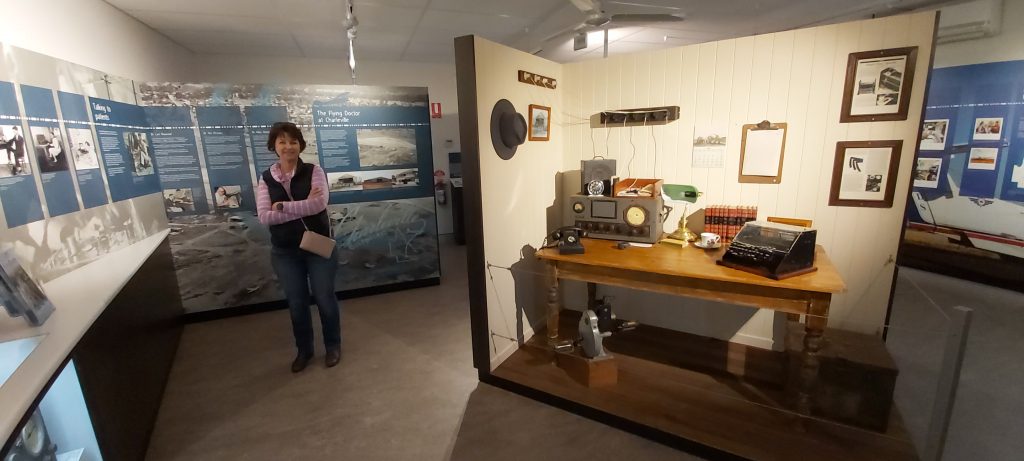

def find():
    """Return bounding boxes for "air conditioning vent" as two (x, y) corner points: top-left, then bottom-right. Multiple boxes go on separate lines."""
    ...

(936, 0), (1002, 44)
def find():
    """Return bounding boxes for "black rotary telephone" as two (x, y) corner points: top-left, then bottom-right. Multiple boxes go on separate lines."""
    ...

(546, 226), (587, 255)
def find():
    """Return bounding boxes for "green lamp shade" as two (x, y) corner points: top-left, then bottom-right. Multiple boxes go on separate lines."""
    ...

(663, 184), (699, 203)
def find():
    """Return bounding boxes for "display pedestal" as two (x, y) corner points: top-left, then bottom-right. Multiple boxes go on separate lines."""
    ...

(556, 351), (617, 388)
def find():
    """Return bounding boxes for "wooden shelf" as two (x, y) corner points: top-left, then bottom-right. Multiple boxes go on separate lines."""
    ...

(493, 322), (917, 461)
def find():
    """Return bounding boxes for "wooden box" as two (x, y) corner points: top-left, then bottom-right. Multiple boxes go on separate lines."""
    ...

(612, 178), (663, 198)
(786, 321), (899, 432)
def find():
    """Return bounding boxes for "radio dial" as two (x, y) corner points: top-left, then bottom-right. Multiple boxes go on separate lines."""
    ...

(624, 206), (647, 227)
(572, 202), (585, 214)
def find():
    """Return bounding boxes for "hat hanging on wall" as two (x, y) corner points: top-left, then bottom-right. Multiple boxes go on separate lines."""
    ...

(490, 99), (527, 160)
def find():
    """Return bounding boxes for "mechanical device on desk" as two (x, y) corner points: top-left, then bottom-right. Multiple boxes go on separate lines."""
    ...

(578, 298), (638, 358)
(565, 194), (667, 244)
(717, 220), (818, 280)
(545, 226), (587, 255)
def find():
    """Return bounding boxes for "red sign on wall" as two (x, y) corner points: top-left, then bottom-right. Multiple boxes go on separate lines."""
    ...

(430, 102), (442, 118)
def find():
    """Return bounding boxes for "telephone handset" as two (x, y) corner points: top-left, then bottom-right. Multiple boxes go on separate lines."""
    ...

(546, 226), (587, 255)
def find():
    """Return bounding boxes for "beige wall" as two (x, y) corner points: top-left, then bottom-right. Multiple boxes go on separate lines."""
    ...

(469, 37), (564, 369)
(0, 0), (194, 82)
(560, 12), (937, 346)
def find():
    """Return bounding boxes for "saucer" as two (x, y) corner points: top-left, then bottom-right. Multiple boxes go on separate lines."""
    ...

(693, 241), (722, 250)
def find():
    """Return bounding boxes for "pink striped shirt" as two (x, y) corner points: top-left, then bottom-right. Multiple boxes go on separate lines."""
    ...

(256, 162), (329, 226)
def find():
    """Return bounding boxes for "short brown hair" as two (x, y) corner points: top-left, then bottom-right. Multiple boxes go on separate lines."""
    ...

(267, 122), (306, 152)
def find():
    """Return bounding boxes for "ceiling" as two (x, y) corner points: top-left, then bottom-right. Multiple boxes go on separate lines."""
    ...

(104, 0), (964, 64)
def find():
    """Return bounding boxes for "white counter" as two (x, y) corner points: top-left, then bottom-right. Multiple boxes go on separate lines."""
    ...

(0, 230), (170, 441)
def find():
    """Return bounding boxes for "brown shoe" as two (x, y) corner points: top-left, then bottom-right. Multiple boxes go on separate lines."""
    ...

(291, 354), (312, 373)
(325, 348), (341, 368)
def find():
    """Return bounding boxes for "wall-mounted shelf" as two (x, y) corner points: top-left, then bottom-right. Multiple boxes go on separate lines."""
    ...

(599, 106), (679, 126)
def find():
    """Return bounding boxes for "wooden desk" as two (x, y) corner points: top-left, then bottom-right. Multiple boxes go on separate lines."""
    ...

(535, 238), (846, 416)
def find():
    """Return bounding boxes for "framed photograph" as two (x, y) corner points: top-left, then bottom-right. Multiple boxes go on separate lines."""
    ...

(919, 119), (948, 151)
(829, 140), (903, 208)
(968, 147), (998, 170)
(972, 117), (1003, 141)
(840, 47), (918, 123)
(913, 157), (942, 188)
(528, 104), (550, 141)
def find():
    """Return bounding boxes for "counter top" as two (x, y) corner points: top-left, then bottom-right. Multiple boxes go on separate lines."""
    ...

(0, 230), (170, 441)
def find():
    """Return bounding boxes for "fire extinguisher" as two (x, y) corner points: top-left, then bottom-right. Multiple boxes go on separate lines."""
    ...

(434, 169), (447, 205)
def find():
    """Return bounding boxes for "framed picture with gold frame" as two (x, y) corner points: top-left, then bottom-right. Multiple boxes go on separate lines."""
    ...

(840, 47), (917, 123)
(828, 140), (902, 208)
(528, 104), (550, 141)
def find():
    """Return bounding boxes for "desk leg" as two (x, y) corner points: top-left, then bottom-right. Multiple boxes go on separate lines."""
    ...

(546, 264), (560, 345)
(587, 282), (597, 310)
(797, 295), (830, 416)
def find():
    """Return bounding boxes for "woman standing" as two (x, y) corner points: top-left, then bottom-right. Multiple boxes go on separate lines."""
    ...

(256, 122), (341, 372)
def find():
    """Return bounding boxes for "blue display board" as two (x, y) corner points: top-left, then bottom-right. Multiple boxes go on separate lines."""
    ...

(312, 97), (433, 203)
(57, 91), (108, 209)
(90, 97), (160, 202)
(915, 61), (1024, 201)
(144, 106), (208, 215)
(0, 81), (43, 227)
(195, 106), (255, 212)
(243, 106), (288, 176)
(21, 85), (79, 217)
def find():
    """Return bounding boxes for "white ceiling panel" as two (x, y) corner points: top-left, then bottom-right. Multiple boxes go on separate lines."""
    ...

(165, 30), (302, 56)
(105, 0), (966, 64)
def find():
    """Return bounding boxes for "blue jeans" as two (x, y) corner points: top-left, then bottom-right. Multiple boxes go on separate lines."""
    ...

(271, 246), (341, 357)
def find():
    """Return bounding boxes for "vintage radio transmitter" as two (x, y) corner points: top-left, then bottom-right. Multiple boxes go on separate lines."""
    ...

(564, 194), (665, 244)
(717, 221), (817, 280)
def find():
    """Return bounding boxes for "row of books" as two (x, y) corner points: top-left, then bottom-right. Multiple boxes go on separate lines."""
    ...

(704, 205), (758, 241)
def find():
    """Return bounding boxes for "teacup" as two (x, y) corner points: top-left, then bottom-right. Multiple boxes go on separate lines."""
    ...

(699, 232), (721, 247)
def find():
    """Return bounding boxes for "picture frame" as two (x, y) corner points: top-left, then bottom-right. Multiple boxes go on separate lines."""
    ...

(829, 140), (903, 208)
(528, 104), (550, 141)
(840, 47), (918, 123)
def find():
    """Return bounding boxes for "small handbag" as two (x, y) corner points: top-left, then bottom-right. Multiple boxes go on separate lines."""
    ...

(283, 185), (335, 259)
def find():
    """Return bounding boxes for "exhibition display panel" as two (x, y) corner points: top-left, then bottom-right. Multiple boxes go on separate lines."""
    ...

(457, 10), (954, 460)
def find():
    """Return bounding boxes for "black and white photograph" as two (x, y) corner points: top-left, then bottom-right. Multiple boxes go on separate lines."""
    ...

(168, 197), (439, 313)
(829, 140), (902, 208)
(0, 248), (54, 326)
(968, 147), (998, 170)
(914, 158), (942, 188)
(973, 117), (1002, 141)
(839, 148), (891, 200)
(66, 127), (100, 169)
(124, 131), (154, 175)
(29, 126), (69, 173)
(841, 47), (917, 122)
(164, 188), (195, 213)
(528, 104), (550, 141)
(327, 172), (361, 192)
(356, 128), (417, 167)
(214, 185), (243, 209)
(919, 119), (949, 151)
(0, 125), (31, 178)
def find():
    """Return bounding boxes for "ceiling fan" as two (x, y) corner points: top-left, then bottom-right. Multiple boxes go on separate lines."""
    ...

(542, 0), (685, 58)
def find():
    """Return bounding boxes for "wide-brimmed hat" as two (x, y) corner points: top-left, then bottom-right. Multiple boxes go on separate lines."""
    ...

(490, 99), (526, 160)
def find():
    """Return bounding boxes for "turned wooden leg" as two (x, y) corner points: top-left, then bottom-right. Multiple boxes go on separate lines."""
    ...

(546, 264), (561, 345)
(797, 295), (830, 416)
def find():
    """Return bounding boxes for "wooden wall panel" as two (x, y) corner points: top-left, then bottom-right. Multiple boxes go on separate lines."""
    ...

(560, 12), (936, 338)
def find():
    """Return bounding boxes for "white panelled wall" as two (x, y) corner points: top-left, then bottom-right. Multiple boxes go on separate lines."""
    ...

(559, 12), (937, 347)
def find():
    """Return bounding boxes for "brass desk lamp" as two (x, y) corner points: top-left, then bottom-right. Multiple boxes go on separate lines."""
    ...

(661, 184), (701, 244)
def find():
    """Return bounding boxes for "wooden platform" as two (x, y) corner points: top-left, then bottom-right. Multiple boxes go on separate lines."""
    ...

(492, 328), (918, 461)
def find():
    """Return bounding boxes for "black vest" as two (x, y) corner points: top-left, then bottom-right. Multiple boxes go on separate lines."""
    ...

(262, 161), (330, 248)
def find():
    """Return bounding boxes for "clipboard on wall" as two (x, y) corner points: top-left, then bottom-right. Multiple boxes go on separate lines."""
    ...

(738, 120), (787, 184)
